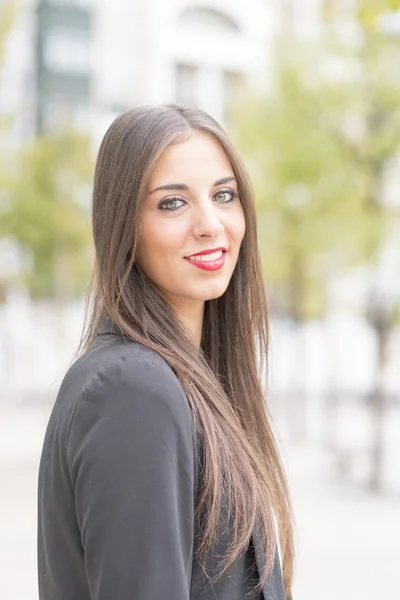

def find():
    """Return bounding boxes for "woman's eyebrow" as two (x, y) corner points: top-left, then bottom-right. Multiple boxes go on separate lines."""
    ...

(215, 176), (236, 186)
(148, 183), (188, 195)
(147, 176), (237, 195)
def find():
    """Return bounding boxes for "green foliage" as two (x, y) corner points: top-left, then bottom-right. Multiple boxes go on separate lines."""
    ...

(231, 27), (400, 320)
(1, 131), (94, 298)
(0, 1), (15, 64)
(0, 0), (16, 134)
(357, 0), (400, 29)
(392, 302), (400, 325)
(322, 0), (400, 27)
(0, 3), (94, 299)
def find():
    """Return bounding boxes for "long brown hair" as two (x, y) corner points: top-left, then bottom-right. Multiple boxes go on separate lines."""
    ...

(80, 104), (295, 596)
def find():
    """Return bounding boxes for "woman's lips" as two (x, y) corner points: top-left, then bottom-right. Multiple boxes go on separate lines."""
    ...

(184, 251), (226, 271)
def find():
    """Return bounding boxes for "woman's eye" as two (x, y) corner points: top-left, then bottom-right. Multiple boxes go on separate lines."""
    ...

(214, 188), (239, 203)
(157, 197), (186, 211)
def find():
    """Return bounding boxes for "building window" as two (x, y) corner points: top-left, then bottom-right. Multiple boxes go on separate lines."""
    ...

(47, 0), (93, 6)
(175, 64), (198, 104)
(178, 7), (240, 33)
(43, 30), (91, 75)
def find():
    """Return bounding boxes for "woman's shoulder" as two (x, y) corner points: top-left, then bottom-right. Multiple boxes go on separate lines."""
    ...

(65, 334), (179, 399)
(47, 334), (194, 458)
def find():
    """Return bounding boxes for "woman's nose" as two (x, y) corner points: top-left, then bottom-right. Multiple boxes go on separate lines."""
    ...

(193, 203), (224, 238)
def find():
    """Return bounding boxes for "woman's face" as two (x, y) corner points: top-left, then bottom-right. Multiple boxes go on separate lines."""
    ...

(137, 131), (246, 311)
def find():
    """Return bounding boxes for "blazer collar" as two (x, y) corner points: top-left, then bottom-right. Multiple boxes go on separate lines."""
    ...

(96, 314), (123, 337)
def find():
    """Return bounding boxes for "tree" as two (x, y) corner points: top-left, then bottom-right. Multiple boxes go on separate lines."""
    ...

(230, 2), (400, 454)
(1, 130), (93, 298)
(323, 0), (400, 491)
(231, 59), (381, 443)
(0, 2), (94, 299)
(232, 63), (381, 322)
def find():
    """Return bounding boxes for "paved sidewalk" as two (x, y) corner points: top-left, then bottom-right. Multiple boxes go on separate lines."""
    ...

(285, 440), (400, 599)
(0, 404), (399, 600)
(0, 406), (50, 600)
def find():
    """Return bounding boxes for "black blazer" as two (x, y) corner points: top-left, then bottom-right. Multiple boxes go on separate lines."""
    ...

(37, 321), (288, 600)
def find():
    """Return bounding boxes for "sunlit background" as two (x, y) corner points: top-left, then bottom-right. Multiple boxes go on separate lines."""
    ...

(0, 0), (399, 598)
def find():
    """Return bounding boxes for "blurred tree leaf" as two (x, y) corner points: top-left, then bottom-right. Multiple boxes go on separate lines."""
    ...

(322, 0), (400, 28)
(0, 3), (94, 299)
(230, 29), (400, 321)
(0, 0), (15, 64)
(357, 0), (400, 29)
(0, 0), (16, 133)
(1, 130), (94, 298)
(392, 302), (400, 324)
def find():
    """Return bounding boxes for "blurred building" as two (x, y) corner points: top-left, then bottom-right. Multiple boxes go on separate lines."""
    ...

(1, 0), (364, 146)
(35, 0), (92, 134)
(91, 0), (278, 143)
(1, 0), (281, 148)
(3, 0), (400, 144)
(0, 0), (399, 405)
(0, 0), (92, 144)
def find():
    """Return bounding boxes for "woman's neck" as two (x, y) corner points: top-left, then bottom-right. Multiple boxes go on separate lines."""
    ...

(168, 298), (205, 348)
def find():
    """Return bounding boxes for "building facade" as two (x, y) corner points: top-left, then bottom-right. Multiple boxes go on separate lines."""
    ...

(1, 0), (289, 149)
(91, 0), (278, 143)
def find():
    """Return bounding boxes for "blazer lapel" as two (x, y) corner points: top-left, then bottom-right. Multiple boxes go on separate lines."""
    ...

(252, 518), (287, 600)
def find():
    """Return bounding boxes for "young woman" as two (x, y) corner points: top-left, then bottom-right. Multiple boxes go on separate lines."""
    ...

(38, 104), (295, 600)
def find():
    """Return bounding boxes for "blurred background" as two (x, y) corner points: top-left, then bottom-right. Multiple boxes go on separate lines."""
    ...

(0, 0), (399, 598)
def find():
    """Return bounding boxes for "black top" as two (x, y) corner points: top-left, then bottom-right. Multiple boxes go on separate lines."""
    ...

(37, 326), (287, 599)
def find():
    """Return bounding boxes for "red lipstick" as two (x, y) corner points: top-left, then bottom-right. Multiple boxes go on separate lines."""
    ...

(186, 247), (226, 257)
(184, 248), (227, 271)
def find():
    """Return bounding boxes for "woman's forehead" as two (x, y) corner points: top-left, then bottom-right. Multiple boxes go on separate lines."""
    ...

(148, 131), (233, 186)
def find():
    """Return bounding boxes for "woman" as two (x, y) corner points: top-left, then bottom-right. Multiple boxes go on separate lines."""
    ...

(38, 104), (295, 600)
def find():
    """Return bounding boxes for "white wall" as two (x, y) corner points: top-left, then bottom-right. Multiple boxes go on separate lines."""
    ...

(0, 0), (37, 150)
(91, 0), (276, 138)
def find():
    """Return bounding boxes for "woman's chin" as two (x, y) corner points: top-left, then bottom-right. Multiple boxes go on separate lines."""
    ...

(196, 280), (229, 301)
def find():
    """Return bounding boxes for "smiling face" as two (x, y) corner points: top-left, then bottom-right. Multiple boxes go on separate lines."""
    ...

(136, 130), (246, 315)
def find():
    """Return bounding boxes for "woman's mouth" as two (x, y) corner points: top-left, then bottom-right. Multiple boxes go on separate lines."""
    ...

(184, 250), (226, 271)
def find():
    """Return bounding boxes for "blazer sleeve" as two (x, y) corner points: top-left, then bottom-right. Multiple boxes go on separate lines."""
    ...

(66, 352), (196, 600)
